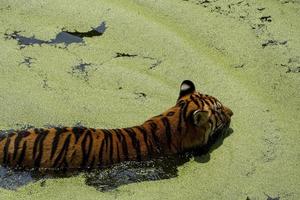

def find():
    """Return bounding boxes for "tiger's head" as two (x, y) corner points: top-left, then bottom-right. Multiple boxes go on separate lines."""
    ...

(176, 80), (233, 149)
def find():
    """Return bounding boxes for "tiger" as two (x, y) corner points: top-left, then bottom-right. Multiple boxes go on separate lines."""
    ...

(0, 80), (233, 170)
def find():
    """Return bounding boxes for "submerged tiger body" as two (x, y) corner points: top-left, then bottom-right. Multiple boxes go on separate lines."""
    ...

(0, 80), (233, 169)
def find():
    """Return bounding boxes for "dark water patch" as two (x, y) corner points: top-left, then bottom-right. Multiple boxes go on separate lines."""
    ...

(19, 57), (36, 68)
(0, 124), (34, 141)
(192, 0), (251, 16)
(115, 53), (138, 58)
(65, 21), (106, 38)
(42, 77), (49, 89)
(113, 54), (162, 69)
(141, 56), (163, 70)
(149, 59), (162, 69)
(262, 40), (287, 48)
(73, 62), (92, 73)
(36, 72), (50, 89)
(285, 66), (300, 73)
(281, 57), (300, 73)
(264, 193), (280, 200)
(3, 21), (106, 48)
(0, 127), (232, 191)
(70, 61), (93, 82)
(4, 31), (46, 49)
(73, 121), (87, 128)
(246, 195), (281, 200)
(198, 0), (211, 7)
(260, 16), (272, 22)
(280, 0), (297, 4)
(233, 63), (245, 69)
(14, 123), (35, 130)
(84, 156), (188, 191)
(48, 32), (84, 46)
(257, 7), (266, 11)
(0, 168), (34, 190)
(134, 92), (147, 101)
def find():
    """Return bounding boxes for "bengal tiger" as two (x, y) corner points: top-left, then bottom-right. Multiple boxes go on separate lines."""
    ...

(0, 80), (233, 170)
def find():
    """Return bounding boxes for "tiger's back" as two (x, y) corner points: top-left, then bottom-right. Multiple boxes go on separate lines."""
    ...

(0, 80), (233, 169)
(0, 126), (158, 169)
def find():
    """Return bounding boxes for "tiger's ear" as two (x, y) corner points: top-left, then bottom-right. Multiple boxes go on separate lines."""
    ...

(178, 80), (195, 99)
(193, 110), (209, 127)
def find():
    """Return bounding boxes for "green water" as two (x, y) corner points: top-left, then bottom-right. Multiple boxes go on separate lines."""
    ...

(0, 0), (299, 199)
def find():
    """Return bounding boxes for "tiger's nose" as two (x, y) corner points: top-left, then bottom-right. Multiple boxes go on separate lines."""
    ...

(224, 107), (233, 117)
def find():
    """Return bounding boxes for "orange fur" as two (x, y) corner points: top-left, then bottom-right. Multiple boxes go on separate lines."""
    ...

(0, 80), (233, 169)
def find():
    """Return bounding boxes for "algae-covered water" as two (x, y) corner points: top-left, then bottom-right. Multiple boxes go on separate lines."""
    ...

(0, 0), (299, 199)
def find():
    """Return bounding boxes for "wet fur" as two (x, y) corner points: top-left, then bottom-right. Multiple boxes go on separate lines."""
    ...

(0, 80), (233, 169)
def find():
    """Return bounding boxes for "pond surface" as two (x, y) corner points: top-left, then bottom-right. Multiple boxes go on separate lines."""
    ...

(0, 0), (299, 199)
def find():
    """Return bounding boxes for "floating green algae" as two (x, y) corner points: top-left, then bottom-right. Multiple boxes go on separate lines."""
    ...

(0, 0), (299, 199)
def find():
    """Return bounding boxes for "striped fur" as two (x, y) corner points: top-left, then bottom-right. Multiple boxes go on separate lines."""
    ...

(0, 80), (233, 169)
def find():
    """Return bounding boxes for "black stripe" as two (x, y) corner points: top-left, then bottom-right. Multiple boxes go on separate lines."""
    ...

(178, 101), (189, 138)
(124, 128), (141, 161)
(108, 131), (113, 164)
(98, 130), (108, 166)
(203, 99), (211, 107)
(86, 130), (93, 167)
(136, 126), (152, 158)
(212, 109), (221, 124)
(145, 119), (154, 123)
(97, 138), (105, 166)
(52, 134), (71, 168)
(149, 122), (161, 154)
(161, 117), (172, 150)
(102, 130), (113, 164)
(0, 133), (7, 142)
(32, 129), (42, 161)
(81, 130), (93, 168)
(90, 128), (96, 132)
(199, 99), (204, 108)
(211, 109), (216, 115)
(3, 137), (11, 166)
(116, 142), (120, 162)
(195, 93), (201, 98)
(72, 127), (86, 143)
(70, 151), (77, 163)
(20, 130), (30, 137)
(190, 95), (200, 107)
(17, 141), (27, 167)
(114, 129), (122, 142)
(13, 130), (30, 160)
(102, 130), (112, 163)
(215, 110), (222, 121)
(34, 130), (49, 168)
(50, 128), (67, 160)
(113, 129), (122, 162)
(8, 132), (16, 137)
(208, 98), (215, 107)
(177, 102), (186, 135)
(182, 101), (190, 120)
(114, 129), (129, 160)
(80, 131), (88, 167)
(177, 100), (185, 106)
(90, 156), (96, 168)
